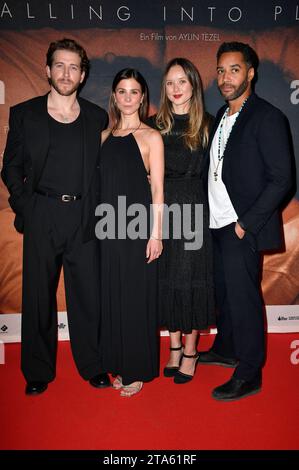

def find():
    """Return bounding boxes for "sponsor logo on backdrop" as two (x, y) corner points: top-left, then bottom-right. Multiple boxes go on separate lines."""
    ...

(0, 314), (70, 342)
(266, 306), (299, 333)
(278, 315), (299, 321)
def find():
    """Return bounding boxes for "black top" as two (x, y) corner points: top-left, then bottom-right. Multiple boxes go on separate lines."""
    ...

(38, 114), (83, 194)
(147, 113), (213, 180)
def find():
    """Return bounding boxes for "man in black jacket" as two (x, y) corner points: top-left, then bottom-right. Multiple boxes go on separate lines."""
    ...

(199, 42), (293, 401)
(2, 38), (110, 394)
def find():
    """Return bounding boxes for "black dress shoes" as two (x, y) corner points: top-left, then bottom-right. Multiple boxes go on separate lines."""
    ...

(25, 381), (48, 395)
(198, 350), (238, 368)
(89, 373), (111, 388)
(212, 376), (262, 402)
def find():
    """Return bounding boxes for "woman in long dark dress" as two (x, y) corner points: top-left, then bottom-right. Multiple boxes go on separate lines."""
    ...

(148, 58), (215, 384)
(98, 69), (164, 397)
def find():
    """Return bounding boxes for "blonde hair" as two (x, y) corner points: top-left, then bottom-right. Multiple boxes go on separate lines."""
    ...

(156, 58), (210, 151)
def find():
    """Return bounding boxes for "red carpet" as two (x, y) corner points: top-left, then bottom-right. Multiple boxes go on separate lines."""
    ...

(1, 334), (298, 450)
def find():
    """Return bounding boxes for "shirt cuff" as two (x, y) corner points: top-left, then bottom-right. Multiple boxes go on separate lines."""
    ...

(237, 219), (247, 231)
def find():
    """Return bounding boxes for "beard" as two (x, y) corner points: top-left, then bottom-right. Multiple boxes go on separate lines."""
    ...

(218, 77), (249, 102)
(49, 77), (81, 96)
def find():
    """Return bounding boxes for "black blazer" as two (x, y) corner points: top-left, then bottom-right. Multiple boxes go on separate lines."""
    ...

(1, 94), (108, 242)
(204, 93), (293, 251)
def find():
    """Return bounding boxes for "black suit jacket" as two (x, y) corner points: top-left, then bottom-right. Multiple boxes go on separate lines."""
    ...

(1, 94), (108, 242)
(204, 93), (293, 251)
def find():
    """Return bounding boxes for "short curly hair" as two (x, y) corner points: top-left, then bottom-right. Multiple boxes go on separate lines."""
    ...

(217, 41), (259, 72)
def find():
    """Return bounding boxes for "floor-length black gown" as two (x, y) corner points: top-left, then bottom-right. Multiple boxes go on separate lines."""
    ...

(99, 132), (159, 385)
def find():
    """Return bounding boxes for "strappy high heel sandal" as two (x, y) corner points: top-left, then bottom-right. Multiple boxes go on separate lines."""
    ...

(174, 351), (199, 384)
(120, 381), (143, 397)
(112, 375), (123, 390)
(163, 345), (184, 377)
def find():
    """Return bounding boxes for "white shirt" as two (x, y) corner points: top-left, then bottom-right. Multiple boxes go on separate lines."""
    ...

(208, 111), (238, 229)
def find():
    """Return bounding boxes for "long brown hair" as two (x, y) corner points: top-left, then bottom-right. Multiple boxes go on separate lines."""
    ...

(109, 68), (149, 130)
(156, 58), (210, 150)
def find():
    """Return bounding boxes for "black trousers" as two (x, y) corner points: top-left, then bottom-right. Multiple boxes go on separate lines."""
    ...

(21, 194), (101, 382)
(211, 223), (265, 381)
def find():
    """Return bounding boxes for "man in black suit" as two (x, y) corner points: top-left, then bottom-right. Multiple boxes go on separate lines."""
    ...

(2, 38), (110, 394)
(199, 42), (293, 401)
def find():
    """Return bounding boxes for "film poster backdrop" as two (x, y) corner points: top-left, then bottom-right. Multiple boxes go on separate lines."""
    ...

(0, 0), (298, 340)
